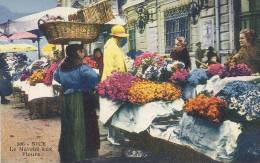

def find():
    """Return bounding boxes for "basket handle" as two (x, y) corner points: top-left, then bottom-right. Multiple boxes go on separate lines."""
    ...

(38, 19), (46, 28)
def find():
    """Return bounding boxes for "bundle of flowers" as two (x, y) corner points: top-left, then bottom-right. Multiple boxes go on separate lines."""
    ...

(207, 64), (225, 77)
(83, 56), (98, 69)
(170, 69), (189, 83)
(142, 65), (161, 81)
(20, 70), (32, 81)
(43, 61), (60, 86)
(128, 81), (182, 104)
(221, 63), (251, 78)
(185, 94), (227, 123)
(217, 81), (259, 102)
(28, 69), (45, 86)
(229, 89), (260, 121)
(187, 69), (208, 86)
(133, 52), (159, 68)
(96, 72), (140, 101)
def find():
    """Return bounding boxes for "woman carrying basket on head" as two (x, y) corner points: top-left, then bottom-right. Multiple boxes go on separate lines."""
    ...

(54, 44), (100, 162)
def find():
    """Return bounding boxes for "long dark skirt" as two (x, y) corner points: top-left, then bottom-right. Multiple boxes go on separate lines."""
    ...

(59, 92), (100, 162)
(83, 92), (100, 158)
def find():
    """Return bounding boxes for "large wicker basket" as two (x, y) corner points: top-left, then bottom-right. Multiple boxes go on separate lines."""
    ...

(79, 0), (114, 24)
(38, 20), (101, 44)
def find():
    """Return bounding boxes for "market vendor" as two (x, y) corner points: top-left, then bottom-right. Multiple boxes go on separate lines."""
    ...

(0, 54), (12, 104)
(54, 44), (100, 162)
(226, 28), (260, 73)
(93, 48), (104, 79)
(170, 37), (191, 70)
(101, 25), (129, 81)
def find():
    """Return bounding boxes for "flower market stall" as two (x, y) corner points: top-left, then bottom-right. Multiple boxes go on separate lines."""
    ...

(96, 52), (260, 162)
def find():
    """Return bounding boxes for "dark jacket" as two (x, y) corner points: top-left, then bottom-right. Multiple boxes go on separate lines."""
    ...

(170, 48), (191, 69)
(0, 57), (12, 96)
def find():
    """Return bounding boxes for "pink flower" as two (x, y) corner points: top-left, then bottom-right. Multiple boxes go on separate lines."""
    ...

(207, 64), (225, 77)
(170, 69), (189, 83)
(96, 72), (141, 101)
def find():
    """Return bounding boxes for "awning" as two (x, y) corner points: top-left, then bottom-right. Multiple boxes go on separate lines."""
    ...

(0, 7), (79, 35)
(0, 44), (37, 53)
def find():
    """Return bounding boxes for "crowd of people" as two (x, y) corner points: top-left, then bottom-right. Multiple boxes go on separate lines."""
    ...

(0, 25), (259, 162)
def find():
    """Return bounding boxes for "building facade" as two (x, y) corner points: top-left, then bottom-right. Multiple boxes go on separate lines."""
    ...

(123, 0), (260, 62)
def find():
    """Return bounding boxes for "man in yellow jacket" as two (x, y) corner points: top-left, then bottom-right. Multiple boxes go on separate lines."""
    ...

(101, 25), (128, 81)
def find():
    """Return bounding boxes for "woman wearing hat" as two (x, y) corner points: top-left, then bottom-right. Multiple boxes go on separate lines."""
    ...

(101, 25), (129, 81)
(54, 44), (100, 162)
(170, 37), (191, 70)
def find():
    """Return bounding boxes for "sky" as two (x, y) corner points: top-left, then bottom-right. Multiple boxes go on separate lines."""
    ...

(0, 0), (57, 13)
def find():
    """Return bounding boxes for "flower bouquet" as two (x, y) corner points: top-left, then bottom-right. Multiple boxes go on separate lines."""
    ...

(83, 56), (98, 69)
(184, 94), (227, 123)
(28, 69), (45, 86)
(20, 70), (32, 81)
(96, 72), (140, 101)
(133, 52), (159, 68)
(229, 89), (260, 121)
(207, 64), (225, 77)
(170, 69), (189, 84)
(128, 81), (182, 104)
(187, 69), (208, 86)
(221, 63), (251, 78)
(133, 52), (165, 77)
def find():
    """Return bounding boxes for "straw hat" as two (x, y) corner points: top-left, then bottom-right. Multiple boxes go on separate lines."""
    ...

(110, 25), (129, 38)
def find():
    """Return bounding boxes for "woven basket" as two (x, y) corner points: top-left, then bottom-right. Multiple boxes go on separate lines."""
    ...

(38, 20), (100, 44)
(79, 0), (114, 24)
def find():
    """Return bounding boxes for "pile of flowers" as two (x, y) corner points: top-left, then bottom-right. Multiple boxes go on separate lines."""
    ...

(142, 65), (162, 81)
(28, 69), (45, 86)
(206, 63), (252, 79)
(207, 64), (225, 77)
(217, 81), (259, 102)
(128, 81), (182, 104)
(184, 94), (227, 123)
(133, 52), (166, 78)
(83, 57), (98, 69)
(43, 61), (60, 86)
(96, 72), (140, 101)
(20, 70), (32, 81)
(170, 69), (189, 84)
(133, 52), (159, 69)
(229, 89), (260, 121)
(187, 69), (208, 86)
(221, 63), (251, 78)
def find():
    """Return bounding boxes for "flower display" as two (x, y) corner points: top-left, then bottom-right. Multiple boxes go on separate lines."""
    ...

(20, 70), (32, 81)
(142, 65), (162, 81)
(217, 81), (259, 102)
(207, 64), (225, 77)
(128, 81), (182, 104)
(170, 69), (189, 83)
(221, 63), (251, 78)
(229, 89), (260, 121)
(185, 94), (227, 123)
(187, 69), (208, 86)
(28, 69), (45, 86)
(43, 61), (60, 86)
(96, 72), (140, 101)
(83, 56), (98, 69)
(133, 52), (166, 75)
